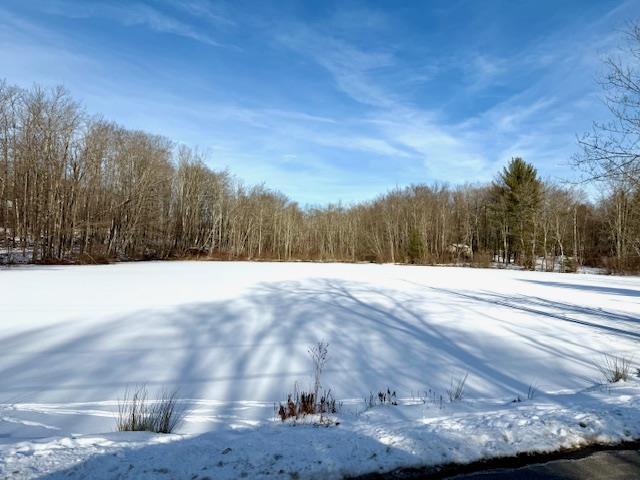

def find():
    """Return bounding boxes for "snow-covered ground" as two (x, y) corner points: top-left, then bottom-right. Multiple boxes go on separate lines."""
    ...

(0, 261), (638, 478)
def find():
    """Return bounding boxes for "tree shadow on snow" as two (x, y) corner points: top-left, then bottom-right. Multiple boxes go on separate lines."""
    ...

(34, 426), (426, 479)
(33, 393), (640, 479)
(518, 279), (640, 299)
(418, 284), (640, 338)
(0, 276), (638, 436)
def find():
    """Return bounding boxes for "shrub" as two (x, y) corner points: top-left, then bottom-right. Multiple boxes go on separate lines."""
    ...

(512, 383), (537, 403)
(602, 256), (640, 275)
(308, 341), (329, 400)
(561, 256), (578, 273)
(77, 252), (111, 265)
(470, 251), (492, 268)
(360, 253), (379, 263)
(277, 342), (339, 422)
(364, 388), (398, 408)
(277, 383), (337, 421)
(522, 255), (535, 271)
(116, 386), (185, 434)
(420, 388), (444, 409)
(447, 373), (468, 402)
(597, 354), (631, 383)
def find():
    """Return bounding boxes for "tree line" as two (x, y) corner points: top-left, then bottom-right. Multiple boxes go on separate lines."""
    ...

(1, 26), (640, 271)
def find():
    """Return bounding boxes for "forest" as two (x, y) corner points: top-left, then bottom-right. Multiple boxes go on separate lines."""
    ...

(1, 27), (640, 272)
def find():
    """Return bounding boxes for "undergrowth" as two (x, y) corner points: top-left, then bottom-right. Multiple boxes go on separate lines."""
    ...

(116, 386), (185, 434)
(597, 354), (632, 384)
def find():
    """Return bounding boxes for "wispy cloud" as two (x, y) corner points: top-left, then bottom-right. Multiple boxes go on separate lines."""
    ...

(1, 0), (637, 204)
(275, 20), (495, 179)
(42, 0), (224, 46)
(160, 0), (236, 27)
(277, 25), (396, 108)
(271, 0), (638, 188)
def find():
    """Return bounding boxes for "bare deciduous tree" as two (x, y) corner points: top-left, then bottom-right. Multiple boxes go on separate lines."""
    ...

(0, 79), (636, 272)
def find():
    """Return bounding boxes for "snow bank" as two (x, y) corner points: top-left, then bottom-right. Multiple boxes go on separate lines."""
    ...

(3, 383), (640, 479)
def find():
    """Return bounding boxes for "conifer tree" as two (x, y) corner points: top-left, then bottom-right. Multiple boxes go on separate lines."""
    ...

(493, 158), (541, 267)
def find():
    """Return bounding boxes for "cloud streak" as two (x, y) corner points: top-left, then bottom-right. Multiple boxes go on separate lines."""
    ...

(42, 0), (224, 46)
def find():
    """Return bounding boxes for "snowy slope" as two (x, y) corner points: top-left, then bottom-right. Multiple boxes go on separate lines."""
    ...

(0, 262), (639, 478)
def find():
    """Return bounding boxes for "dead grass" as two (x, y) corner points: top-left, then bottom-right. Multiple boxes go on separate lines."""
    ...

(447, 373), (468, 402)
(277, 342), (339, 422)
(277, 383), (337, 421)
(116, 386), (185, 434)
(597, 355), (632, 384)
(364, 388), (398, 408)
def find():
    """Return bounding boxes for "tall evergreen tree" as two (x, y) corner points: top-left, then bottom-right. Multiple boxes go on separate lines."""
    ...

(406, 228), (424, 264)
(493, 158), (542, 267)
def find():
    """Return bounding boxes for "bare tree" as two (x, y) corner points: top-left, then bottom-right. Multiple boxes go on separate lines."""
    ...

(575, 24), (640, 186)
(0, 79), (632, 271)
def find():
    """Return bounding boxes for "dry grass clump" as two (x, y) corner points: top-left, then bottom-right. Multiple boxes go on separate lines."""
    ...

(447, 372), (468, 402)
(597, 355), (631, 384)
(277, 341), (340, 422)
(116, 386), (184, 434)
(277, 384), (337, 421)
(364, 388), (398, 408)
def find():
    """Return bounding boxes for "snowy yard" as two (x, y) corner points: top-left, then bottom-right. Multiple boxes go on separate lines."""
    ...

(1, 261), (639, 479)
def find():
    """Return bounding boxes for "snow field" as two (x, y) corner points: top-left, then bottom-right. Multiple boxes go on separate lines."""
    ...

(1, 261), (639, 478)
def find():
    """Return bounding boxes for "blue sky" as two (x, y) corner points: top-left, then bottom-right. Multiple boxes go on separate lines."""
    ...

(1, 0), (637, 205)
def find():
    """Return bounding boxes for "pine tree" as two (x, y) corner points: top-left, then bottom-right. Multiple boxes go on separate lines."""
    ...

(407, 229), (424, 264)
(494, 158), (541, 267)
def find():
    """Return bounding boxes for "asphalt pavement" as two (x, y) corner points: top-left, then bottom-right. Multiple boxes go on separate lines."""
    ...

(449, 449), (640, 479)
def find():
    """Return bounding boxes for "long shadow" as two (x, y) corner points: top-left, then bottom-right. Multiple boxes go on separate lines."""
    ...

(420, 285), (640, 340)
(269, 279), (533, 395)
(2, 279), (628, 396)
(33, 393), (640, 479)
(30, 426), (419, 479)
(519, 279), (640, 298)
(1, 275), (637, 446)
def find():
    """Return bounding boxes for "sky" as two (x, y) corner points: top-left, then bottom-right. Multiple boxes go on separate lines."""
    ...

(1, 0), (638, 205)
